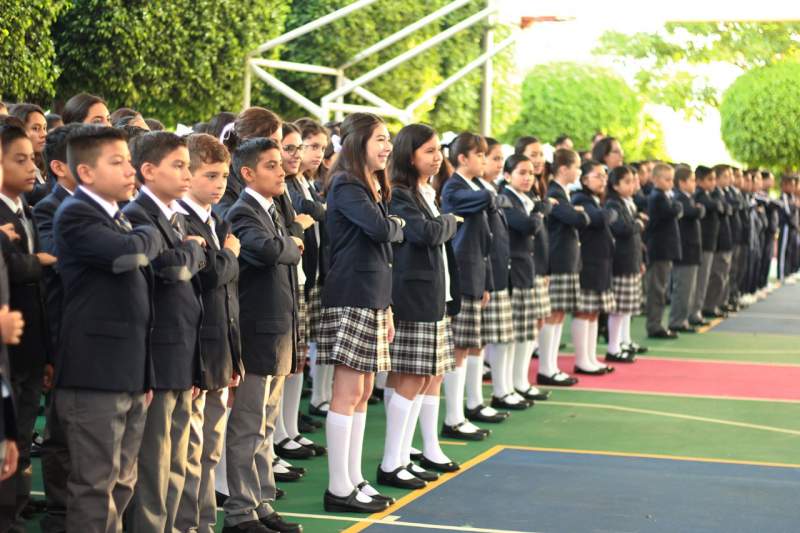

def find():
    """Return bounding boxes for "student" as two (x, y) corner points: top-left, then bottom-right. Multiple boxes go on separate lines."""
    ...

(32, 123), (82, 533)
(668, 165), (706, 333)
(0, 123), (53, 530)
(604, 165), (644, 362)
(45, 114), (63, 132)
(571, 160), (616, 374)
(9, 104), (50, 205)
(124, 132), (206, 533)
(223, 137), (304, 532)
(777, 176), (798, 282)
(317, 113), (403, 513)
(591, 136), (624, 171)
(53, 125), (163, 532)
(689, 166), (722, 326)
(744, 171), (766, 300)
(633, 160), (654, 214)
(554, 134), (573, 151)
(175, 134), (244, 533)
(758, 171), (780, 291)
(644, 163), (683, 338)
(703, 165), (734, 317)
(380, 124), (461, 490)
(725, 168), (745, 311)
(439, 133), (496, 439)
(539, 148), (589, 386)
(60, 93), (111, 126)
(500, 155), (552, 399)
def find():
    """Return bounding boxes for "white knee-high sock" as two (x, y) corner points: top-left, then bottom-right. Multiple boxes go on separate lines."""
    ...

(487, 344), (507, 398)
(375, 371), (388, 390)
(552, 323), (564, 374)
(381, 394), (412, 472)
(348, 411), (369, 487)
(443, 364), (466, 426)
(326, 411), (354, 497)
(587, 319), (602, 367)
(308, 341), (318, 379)
(419, 395), (450, 464)
(274, 403), (300, 449)
(572, 318), (597, 371)
(400, 395), (423, 466)
(283, 372), (304, 439)
(384, 386), (395, 408)
(622, 314), (632, 344)
(513, 340), (537, 392)
(537, 324), (555, 377)
(608, 314), (624, 354)
(504, 343), (516, 396)
(465, 354), (485, 410)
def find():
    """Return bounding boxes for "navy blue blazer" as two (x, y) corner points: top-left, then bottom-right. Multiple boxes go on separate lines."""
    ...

(124, 193), (205, 390)
(674, 190), (706, 266)
(226, 191), (302, 376)
(440, 173), (494, 298)
(180, 201), (245, 390)
(712, 187), (733, 252)
(388, 186), (459, 322)
(572, 189), (615, 291)
(725, 187), (743, 246)
(286, 174), (328, 290)
(476, 179), (511, 291)
(645, 188), (684, 262)
(606, 195), (643, 276)
(53, 189), (163, 392)
(546, 180), (590, 274)
(501, 188), (544, 289)
(694, 189), (723, 253)
(322, 173), (404, 309)
(531, 194), (551, 276)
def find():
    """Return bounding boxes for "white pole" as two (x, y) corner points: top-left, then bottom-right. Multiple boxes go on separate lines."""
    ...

(480, 0), (496, 136)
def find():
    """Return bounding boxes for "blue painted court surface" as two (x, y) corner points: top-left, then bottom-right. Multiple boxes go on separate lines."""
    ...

(713, 282), (800, 335)
(362, 448), (800, 532)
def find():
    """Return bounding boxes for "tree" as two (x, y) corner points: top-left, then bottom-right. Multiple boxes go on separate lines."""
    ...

(53, 0), (289, 126)
(719, 61), (800, 171)
(594, 22), (800, 118)
(504, 62), (666, 161)
(0, 0), (70, 103)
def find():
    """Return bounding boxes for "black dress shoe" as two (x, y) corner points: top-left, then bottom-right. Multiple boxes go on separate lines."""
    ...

(671, 325), (697, 333)
(376, 465), (426, 489)
(420, 455), (460, 473)
(441, 422), (488, 441)
(295, 436), (326, 456)
(222, 520), (274, 533)
(324, 489), (389, 513)
(301, 412), (323, 428)
(531, 347), (539, 359)
(276, 488), (285, 500)
(689, 317), (710, 326)
(274, 469), (303, 482)
(647, 329), (678, 339)
(490, 394), (531, 410)
(308, 402), (329, 417)
(216, 491), (228, 507)
(465, 405), (509, 423)
(515, 387), (551, 401)
(407, 462), (439, 482)
(623, 342), (648, 354)
(574, 366), (607, 376)
(275, 439), (314, 460)
(606, 352), (636, 363)
(536, 373), (578, 386)
(260, 512), (302, 533)
(356, 481), (396, 505)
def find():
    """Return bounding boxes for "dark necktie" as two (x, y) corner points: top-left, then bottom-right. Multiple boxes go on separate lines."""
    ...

(114, 211), (133, 232)
(268, 204), (283, 236)
(169, 213), (185, 239)
(15, 208), (33, 252)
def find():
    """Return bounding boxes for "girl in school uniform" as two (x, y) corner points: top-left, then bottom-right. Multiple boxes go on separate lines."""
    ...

(379, 124), (462, 492)
(571, 160), (617, 374)
(538, 149), (590, 386)
(438, 133), (495, 440)
(605, 165), (645, 363)
(318, 113), (405, 513)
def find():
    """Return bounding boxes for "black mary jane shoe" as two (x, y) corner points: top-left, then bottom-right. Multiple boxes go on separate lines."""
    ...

(356, 481), (396, 505)
(515, 387), (551, 401)
(536, 373), (578, 387)
(574, 366), (612, 376)
(441, 422), (489, 441)
(419, 455), (461, 473)
(410, 447), (423, 461)
(606, 352), (635, 363)
(407, 462), (439, 482)
(294, 436), (326, 456)
(301, 412), (323, 428)
(323, 489), (389, 513)
(490, 394), (531, 410)
(376, 465), (426, 490)
(275, 438), (314, 460)
(465, 405), (509, 423)
(308, 402), (329, 418)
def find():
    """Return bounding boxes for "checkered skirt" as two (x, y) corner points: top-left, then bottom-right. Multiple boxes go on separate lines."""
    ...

(548, 273), (581, 313)
(296, 287), (308, 367)
(576, 288), (616, 314)
(510, 287), (538, 342)
(316, 306), (390, 373)
(532, 276), (552, 319)
(390, 318), (455, 376)
(611, 273), (642, 315)
(451, 296), (482, 349)
(481, 290), (514, 345)
(306, 284), (323, 343)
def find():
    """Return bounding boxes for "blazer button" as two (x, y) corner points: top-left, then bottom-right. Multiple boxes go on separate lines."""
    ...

(388, 262), (393, 268)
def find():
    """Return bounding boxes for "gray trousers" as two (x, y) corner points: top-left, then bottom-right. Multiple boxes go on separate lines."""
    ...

(223, 373), (285, 527)
(690, 251), (714, 322)
(728, 244), (744, 304)
(175, 388), (229, 533)
(646, 260), (673, 334)
(669, 264), (699, 329)
(56, 389), (147, 533)
(704, 250), (733, 312)
(128, 389), (193, 533)
(41, 392), (70, 533)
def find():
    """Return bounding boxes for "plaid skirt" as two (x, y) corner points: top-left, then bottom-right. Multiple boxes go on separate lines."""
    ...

(296, 288), (308, 367)
(306, 284), (323, 343)
(316, 306), (390, 373)
(548, 273), (581, 313)
(511, 288), (538, 342)
(532, 276), (552, 319)
(612, 273), (642, 315)
(576, 288), (616, 314)
(481, 290), (514, 345)
(390, 318), (455, 376)
(451, 296), (482, 349)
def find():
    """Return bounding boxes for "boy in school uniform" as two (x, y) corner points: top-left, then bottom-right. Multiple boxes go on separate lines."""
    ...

(0, 123), (54, 531)
(758, 172), (780, 291)
(777, 176), (799, 282)
(703, 165), (734, 317)
(644, 163), (683, 339)
(124, 131), (207, 533)
(668, 165), (705, 333)
(174, 134), (244, 533)
(725, 168), (746, 311)
(223, 138), (303, 533)
(52, 125), (163, 532)
(689, 166), (722, 326)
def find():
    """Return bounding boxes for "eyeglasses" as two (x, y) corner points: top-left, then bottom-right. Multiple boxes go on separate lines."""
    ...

(282, 144), (306, 156)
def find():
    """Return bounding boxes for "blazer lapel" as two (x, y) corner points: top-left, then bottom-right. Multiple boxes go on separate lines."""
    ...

(241, 192), (277, 237)
(136, 194), (180, 247)
(179, 200), (219, 251)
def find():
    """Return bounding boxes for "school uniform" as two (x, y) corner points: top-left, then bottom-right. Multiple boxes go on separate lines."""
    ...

(745, 194), (767, 295)
(223, 187), (302, 528)
(0, 193), (50, 531)
(440, 173), (494, 349)
(123, 187), (206, 533)
(175, 197), (244, 533)
(0, 233), (18, 531)
(669, 189), (706, 330)
(644, 188), (683, 335)
(777, 191), (798, 280)
(690, 188), (722, 322)
(52, 187), (163, 533)
(24, 167), (54, 207)
(725, 186), (745, 307)
(704, 187), (734, 313)
(606, 195), (644, 315)
(529, 192), (552, 320)
(759, 194), (781, 289)
(569, 188), (616, 313)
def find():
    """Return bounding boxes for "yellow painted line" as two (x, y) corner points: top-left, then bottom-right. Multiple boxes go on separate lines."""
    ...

(696, 317), (723, 334)
(342, 445), (506, 533)
(276, 511), (537, 532)
(439, 440), (469, 446)
(559, 386), (800, 404)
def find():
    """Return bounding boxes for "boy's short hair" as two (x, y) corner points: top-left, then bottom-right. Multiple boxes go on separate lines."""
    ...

(0, 123), (30, 154)
(674, 164), (693, 183)
(44, 123), (83, 180)
(712, 164), (730, 178)
(129, 131), (186, 183)
(695, 165), (712, 181)
(232, 138), (281, 178)
(652, 162), (674, 180)
(65, 125), (128, 184)
(186, 133), (230, 173)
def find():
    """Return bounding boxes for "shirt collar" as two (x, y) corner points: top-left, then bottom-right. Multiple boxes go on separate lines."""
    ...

(181, 196), (212, 223)
(59, 184), (75, 196)
(141, 185), (181, 220)
(507, 186), (534, 209)
(245, 187), (275, 215)
(0, 193), (23, 215)
(553, 179), (570, 195)
(456, 173), (481, 191)
(78, 185), (118, 218)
